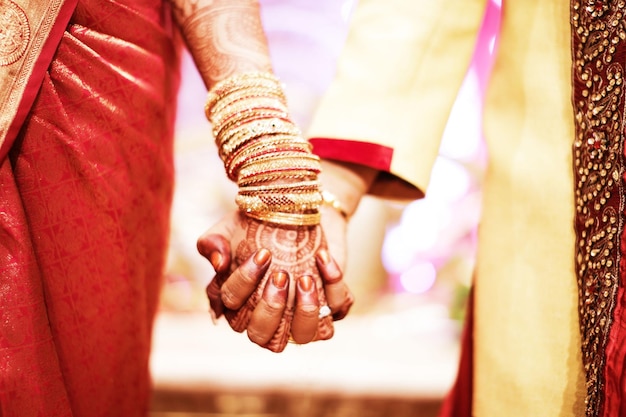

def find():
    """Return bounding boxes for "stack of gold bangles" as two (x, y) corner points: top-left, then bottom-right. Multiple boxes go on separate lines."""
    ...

(205, 71), (322, 226)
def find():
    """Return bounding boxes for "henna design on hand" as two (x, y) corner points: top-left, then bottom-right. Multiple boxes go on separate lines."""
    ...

(236, 220), (323, 276)
(225, 218), (331, 338)
(168, 0), (272, 86)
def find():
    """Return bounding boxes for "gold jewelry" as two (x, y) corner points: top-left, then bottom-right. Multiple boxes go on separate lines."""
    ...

(237, 155), (321, 181)
(209, 95), (288, 128)
(204, 71), (325, 228)
(209, 86), (285, 114)
(206, 72), (284, 113)
(225, 137), (311, 181)
(238, 180), (320, 194)
(322, 190), (350, 219)
(235, 192), (322, 214)
(218, 118), (301, 160)
(226, 138), (312, 179)
(237, 150), (314, 173)
(213, 108), (289, 139)
(237, 170), (318, 187)
(243, 210), (321, 227)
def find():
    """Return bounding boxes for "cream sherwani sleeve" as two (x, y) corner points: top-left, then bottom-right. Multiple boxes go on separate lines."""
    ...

(307, 0), (488, 198)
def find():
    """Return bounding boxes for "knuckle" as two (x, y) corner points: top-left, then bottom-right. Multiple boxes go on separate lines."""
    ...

(296, 306), (319, 319)
(233, 267), (257, 286)
(262, 299), (284, 313)
(247, 329), (268, 346)
(221, 289), (240, 309)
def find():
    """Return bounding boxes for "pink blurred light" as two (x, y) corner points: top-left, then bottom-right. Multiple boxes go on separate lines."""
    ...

(399, 262), (437, 294)
(381, 0), (501, 294)
(426, 158), (472, 203)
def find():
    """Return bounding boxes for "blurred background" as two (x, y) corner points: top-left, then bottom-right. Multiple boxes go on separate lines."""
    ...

(150, 1), (501, 416)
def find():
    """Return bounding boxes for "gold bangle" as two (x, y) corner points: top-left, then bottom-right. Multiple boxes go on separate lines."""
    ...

(209, 95), (288, 127)
(225, 137), (311, 181)
(321, 190), (350, 219)
(209, 87), (285, 113)
(236, 150), (314, 174)
(237, 155), (321, 181)
(213, 108), (289, 139)
(206, 72), (284, 114)
(226, 139), (312, 180)
(238, 180), (320, 194)
(218, 118), (301, 160)
(236, 191), (322, 214)
(242, 210), (321, 227)
(237, 169), (318, 187)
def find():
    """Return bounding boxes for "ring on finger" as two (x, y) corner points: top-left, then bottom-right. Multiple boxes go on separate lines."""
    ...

(319, 305), (331, 319)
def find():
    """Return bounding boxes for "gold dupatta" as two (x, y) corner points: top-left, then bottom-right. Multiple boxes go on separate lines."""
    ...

(0, 0), (78, 161)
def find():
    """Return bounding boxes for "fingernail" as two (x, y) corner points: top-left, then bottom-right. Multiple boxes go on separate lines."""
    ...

(254, 248), (271, 265)
(272, 271), (288, 289)
(317, 249), (331, 265)
(298, 275), (313, 292)
(209, 251), (222, 268)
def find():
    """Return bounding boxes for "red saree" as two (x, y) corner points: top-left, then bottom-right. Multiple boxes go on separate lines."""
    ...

(0, 1), (181, 416)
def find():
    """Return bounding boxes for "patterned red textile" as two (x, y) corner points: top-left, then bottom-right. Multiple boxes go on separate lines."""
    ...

(570, 2), (626, 416)
(0, 1), (181, 416)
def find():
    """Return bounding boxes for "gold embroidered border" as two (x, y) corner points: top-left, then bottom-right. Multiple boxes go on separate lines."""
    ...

(571, 1), (625, 416)
(0, 1), (31, 66)
(0, 0), (70, 156)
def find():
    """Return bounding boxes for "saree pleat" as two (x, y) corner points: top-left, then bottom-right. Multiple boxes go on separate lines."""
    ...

(0, 1), (181, 415)
(0, 158), (73, 415)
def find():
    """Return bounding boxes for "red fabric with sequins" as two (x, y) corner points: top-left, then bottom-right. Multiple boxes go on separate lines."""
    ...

(571, 1), (626, 416)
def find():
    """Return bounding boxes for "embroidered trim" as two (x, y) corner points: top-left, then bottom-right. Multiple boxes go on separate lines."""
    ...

(0, 1), (30, 67)
(571, 1), (625, 416)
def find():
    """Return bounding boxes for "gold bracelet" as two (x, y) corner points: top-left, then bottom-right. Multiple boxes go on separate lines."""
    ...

(226, 139), (312, 180)
(237, 169), (318, 187)
(218, 119), (301, 160)
(237, 155), (321, 181)
(321, 190), (350, 219)
(209, 94), (288, 127)
(217, 117), (293, 149)
(207, 72), (281, 99)
(242, 210), (321, 227)
(225, 137), (311, 181)
(236, 191), (322, 214)
(206, 72), (284, 113)
(237, 150), (314, 174)
(209, 86), (285, 113)
(238, 180), (320, 194)
(213, 107), (289, 138)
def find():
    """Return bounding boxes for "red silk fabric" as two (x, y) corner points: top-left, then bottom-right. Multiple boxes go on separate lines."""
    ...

(0, 2), (181, 416)
(309, 138), (394, 172)
(1, 0), (78, 162)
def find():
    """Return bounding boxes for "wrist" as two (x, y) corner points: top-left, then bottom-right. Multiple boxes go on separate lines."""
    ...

(318, 159), (378, 219)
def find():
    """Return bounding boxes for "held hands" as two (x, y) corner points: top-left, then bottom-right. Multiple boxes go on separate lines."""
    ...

(195, 71), (374, 352)
(197, 209), (353, 352)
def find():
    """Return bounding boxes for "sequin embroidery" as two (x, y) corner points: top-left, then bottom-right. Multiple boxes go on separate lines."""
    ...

(572, 1), (625, 415)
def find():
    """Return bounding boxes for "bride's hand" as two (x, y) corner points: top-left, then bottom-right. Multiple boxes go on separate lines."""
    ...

(197, 211), (353, 352)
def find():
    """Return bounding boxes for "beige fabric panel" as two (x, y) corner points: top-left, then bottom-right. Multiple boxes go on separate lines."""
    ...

(309, 0), (587, 414)
(307, 0), (487, 194)
(475, 1), (585, 416)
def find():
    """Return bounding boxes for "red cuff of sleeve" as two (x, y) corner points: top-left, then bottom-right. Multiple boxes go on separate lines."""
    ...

(309, 138), (393, 172)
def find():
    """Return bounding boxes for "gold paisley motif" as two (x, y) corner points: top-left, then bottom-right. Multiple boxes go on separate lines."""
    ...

(572, 0), (625, 415)
(0, 0), (30, 67)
